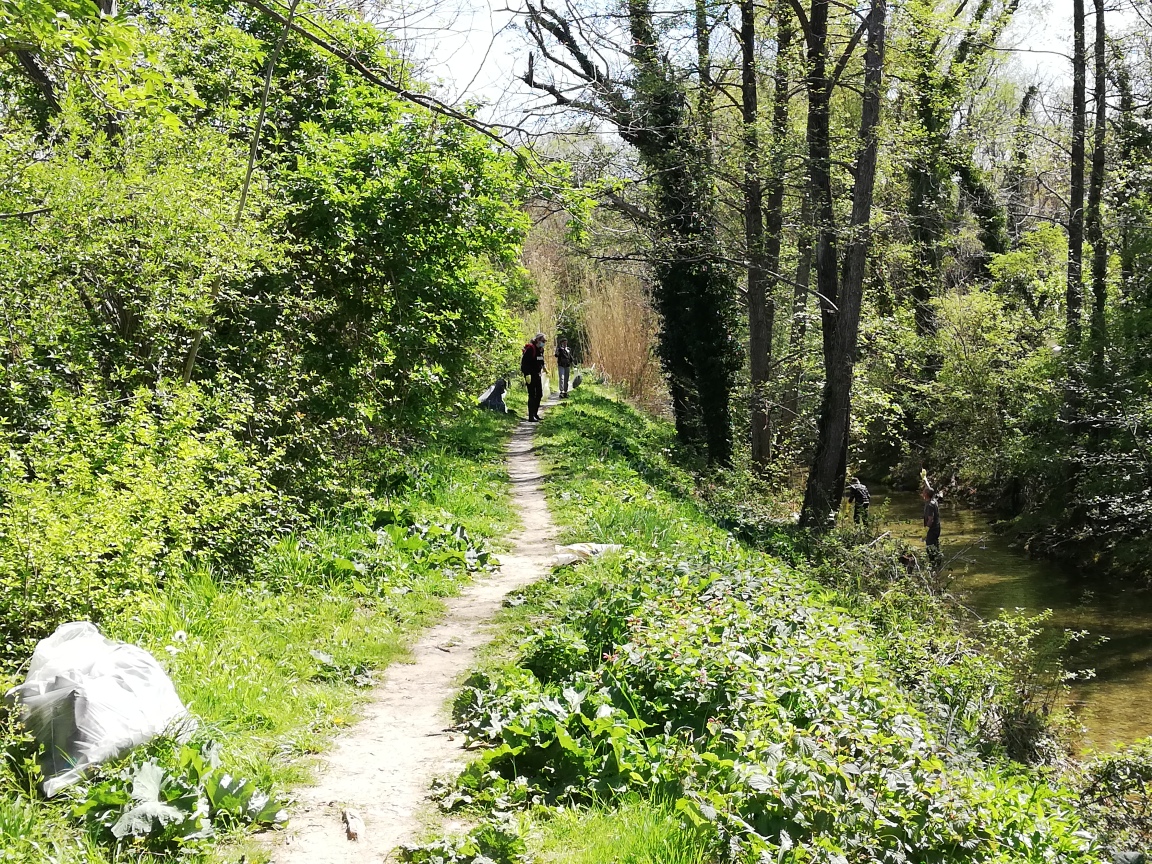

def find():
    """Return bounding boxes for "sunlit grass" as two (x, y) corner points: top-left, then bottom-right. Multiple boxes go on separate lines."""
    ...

(532, 798), (712, 864)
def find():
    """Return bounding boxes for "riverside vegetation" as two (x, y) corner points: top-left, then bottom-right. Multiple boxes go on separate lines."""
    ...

(0, 407), (520, 861)
(407, 388), (1152, 864)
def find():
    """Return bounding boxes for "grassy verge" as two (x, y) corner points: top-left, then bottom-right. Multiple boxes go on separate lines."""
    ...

(0, 408), (519, 863)
(418, 387), (1110, 863)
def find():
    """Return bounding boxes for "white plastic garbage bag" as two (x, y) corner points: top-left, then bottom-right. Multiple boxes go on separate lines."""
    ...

(6, 622), (191, 797)
(549, 543), (625, 567)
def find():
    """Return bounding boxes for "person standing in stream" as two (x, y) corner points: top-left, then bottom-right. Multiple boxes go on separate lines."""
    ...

(846, 477), (870, 525)
(921, 474), (943, 569)
(555, 337), (573, 398)
(521, 333), (546, 421)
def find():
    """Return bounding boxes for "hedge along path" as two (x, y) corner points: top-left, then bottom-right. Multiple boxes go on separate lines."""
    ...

(266, 402), (557, 863)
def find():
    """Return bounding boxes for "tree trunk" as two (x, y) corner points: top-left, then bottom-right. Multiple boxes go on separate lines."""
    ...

(696, 0), (713, 149)
(745, 0), (792, 470)
(801, 0), (886, 527)
(1067, 0), (1086, 351)
(1085, 0), (1107, 369)
(523, 0), (737, 463)
(760, 3), (793, 461)
(740, 0), (770, 468)
(779, 192), (813, 447)
(804, 0), (837, 379)
(15, 51), (60, 129)
(907, 61), (945, 339)
(1113, 55), (1133, 301)
(1006, 85), (1037, 247)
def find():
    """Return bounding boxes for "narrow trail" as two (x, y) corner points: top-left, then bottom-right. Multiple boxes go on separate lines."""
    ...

(267, 402), (557, 863)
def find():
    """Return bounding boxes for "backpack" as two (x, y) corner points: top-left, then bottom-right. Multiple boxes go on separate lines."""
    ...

(520, 343), (537, 376)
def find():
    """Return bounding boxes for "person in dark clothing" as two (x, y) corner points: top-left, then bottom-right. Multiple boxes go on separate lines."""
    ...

(521, 333), (546, 421)
(922, 481), (942, 568)
(846, 477), (870, 524)
(555, 338), (573, 398)
(479, 378), (512, 414)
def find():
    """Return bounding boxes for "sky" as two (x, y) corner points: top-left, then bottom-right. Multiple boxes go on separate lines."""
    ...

(387, 0), (1125, 128)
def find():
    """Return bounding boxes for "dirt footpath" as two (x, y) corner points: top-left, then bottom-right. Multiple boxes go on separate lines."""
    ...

(266, 407), (556, 863)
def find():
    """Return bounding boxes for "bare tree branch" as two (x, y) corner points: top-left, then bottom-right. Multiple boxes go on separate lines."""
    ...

(235, 0), (514, 148)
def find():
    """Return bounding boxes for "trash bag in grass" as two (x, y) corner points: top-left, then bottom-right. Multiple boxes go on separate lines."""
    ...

(6, 621), (192, 796)
(548, 543), (625, 567)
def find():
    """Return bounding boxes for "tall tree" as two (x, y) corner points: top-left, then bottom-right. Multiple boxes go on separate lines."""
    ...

(779, 193), (813, 446)
(522, 0), (738, 464)
(800, 0), (887, 526)
(1085, 0), (1107, 368)
(905, 0), (1020, 337)
(756, 3), (796, 467)
(1067, 0), (1087, 350)
(1109, 45), (1139, 313)
(1006, 84), (1038, 247)
(740, 0), (772, 468)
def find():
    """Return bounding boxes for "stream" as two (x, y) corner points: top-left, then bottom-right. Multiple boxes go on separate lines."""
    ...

(878, 491), (1152, 751)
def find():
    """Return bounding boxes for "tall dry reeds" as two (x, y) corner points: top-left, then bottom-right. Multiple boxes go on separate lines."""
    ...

(520, 224), (562, 344)
(582, 272), (669, 415)
(519, 207), (669, 413)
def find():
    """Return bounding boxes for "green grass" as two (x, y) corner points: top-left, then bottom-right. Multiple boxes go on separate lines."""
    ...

(0, 406), (520, 863)
(532, 798), (710, 864)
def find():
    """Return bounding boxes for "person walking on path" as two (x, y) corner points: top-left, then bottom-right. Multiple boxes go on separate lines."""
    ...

(846, 477), (870, 524)
(555, 337), (573, 398)
(921, 473), (942, 568)
(521, 333), (546, 421)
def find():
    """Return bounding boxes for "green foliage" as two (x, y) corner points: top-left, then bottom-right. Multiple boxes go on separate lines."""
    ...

(1078, 739), (1152, 854)
(0, 0), (198, 128)
(0, 406), (518, 861)
(437, 387), (1104, 863)
(277, 109), (528, 432)
(520, 625), (591, 685)
(0, 0), (530, 665)
(928, 286), (1062, 492)
(533, 798), (712, 864)
(399, 821), (530, 864)
(0, 0), (533, 860)
(72, 737), (284, 853)
(0, 386), (278, 664)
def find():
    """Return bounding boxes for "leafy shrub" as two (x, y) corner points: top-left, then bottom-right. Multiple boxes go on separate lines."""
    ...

(1078, 739), (1152, 854)
(398, 821), (530, 864)
(0, 386), (277, 666)
(521, 626), (591, 684)
(71, 736), (284, 854)
(256, 505), (497, 598)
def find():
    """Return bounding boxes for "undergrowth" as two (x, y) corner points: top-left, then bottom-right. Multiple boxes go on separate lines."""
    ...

(0, 407), (519, 863)
(412, 387), (1114, 863)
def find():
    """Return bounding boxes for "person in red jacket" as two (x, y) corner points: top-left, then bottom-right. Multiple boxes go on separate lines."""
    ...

(520, 333), (546, 421)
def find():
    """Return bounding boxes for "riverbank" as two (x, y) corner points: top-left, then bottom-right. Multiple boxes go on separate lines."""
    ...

(416, 387), (1121, 863)
(0, 408), (520, 863)
(879, 490), (1152, 751)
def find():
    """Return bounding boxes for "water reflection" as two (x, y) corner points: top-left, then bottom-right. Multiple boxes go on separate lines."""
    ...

(878, 491), (1152, 751)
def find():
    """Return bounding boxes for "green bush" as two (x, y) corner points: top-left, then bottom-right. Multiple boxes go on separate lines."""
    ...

(0, 386), (277, 665)
(1078, 739), (1152, 854)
